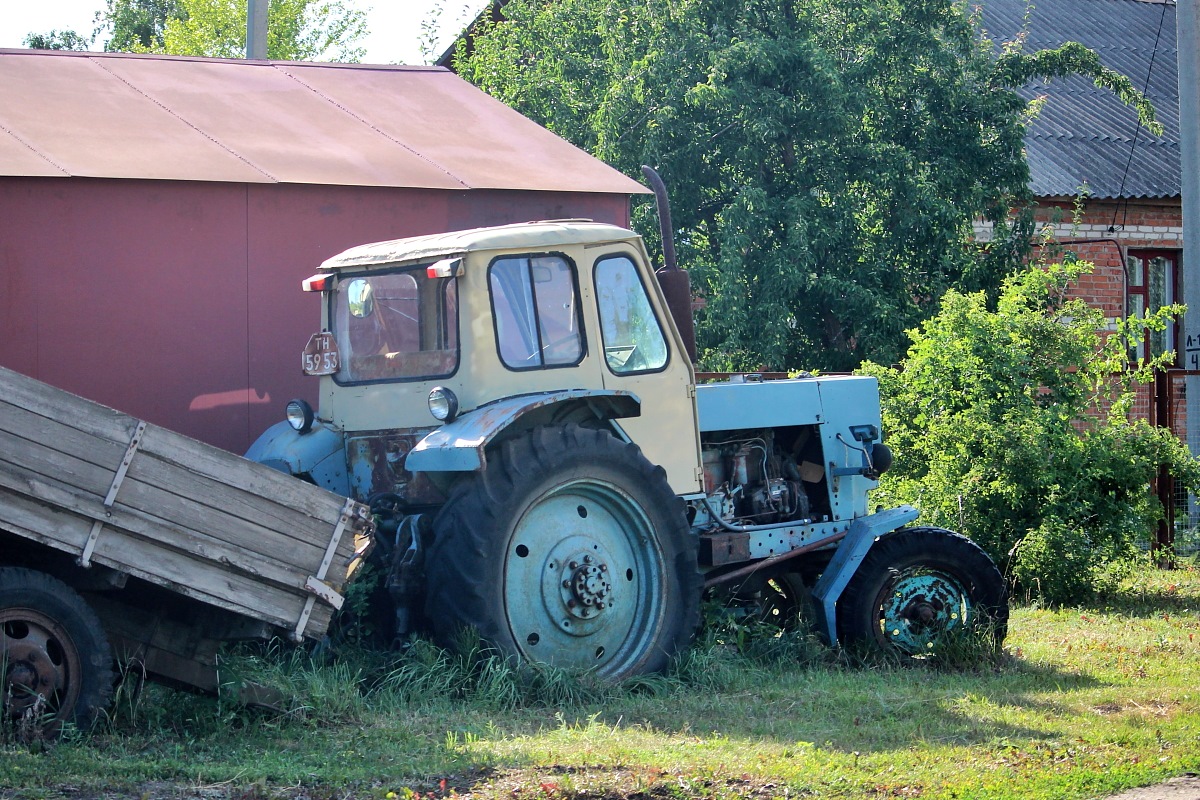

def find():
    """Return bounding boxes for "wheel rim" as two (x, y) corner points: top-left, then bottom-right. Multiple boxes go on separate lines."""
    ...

(503, 478), (665, 677)
(873, 569), (970, 655)
(1, 607), (82, 720)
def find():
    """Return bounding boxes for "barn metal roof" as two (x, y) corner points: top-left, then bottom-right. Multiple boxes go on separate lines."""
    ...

(979, 0), (1180, 200)
(0, 49), (648, 195)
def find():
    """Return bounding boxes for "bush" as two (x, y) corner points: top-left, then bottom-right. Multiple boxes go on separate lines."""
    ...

(862, 257), (1200, 604)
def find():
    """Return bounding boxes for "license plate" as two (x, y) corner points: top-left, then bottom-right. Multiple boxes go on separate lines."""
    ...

(302, 332), (340, 376)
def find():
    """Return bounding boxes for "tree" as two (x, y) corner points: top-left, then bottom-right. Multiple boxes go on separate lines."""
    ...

(455, 0), (1153, 371)
(22, 30), (92, 51)
(93, 0), (366, 61)
(861, 254), (1199, 604)
(97, 0), (181, 52)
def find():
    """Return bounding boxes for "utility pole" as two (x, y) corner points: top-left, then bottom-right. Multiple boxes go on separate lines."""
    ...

(1179, 0), (1199, 543)
(247, 0), (268, 60)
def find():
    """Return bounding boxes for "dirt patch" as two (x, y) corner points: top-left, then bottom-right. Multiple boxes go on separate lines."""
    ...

(1105, 775), (1200, 800)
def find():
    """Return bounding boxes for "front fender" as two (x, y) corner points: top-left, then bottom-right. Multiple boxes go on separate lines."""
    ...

(405, 390), (641, 473)
(245, 420), (350, 495)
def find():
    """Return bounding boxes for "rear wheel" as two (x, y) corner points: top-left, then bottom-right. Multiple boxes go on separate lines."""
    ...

(424, 425), (701, 679)
(1, 568), (113, 733)
(836, 528), (1008, 657)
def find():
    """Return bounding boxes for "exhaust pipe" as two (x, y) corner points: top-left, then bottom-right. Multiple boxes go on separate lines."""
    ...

(641, 166), (697, 364)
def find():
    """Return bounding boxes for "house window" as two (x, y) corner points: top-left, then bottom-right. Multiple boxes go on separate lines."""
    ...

(1127, 250), (1180, 365)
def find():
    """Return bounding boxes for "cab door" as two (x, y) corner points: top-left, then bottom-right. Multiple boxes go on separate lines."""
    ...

(590, 250), (702, 495)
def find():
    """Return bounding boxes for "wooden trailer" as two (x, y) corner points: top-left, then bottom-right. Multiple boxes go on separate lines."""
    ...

(0, 365), (372, 728)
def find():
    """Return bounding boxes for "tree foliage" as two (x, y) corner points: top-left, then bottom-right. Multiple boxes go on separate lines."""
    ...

(22, 30), (93, 51)
(455, 0), (1153, 371)
(88, 0), (366, 61)
(862, 255), (1199, 604)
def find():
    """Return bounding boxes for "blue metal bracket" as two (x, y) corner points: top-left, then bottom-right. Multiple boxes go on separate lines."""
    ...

(811, 505), (920, 646)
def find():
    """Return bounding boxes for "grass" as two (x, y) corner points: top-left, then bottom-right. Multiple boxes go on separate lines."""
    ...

(2, 563), (1198, 800)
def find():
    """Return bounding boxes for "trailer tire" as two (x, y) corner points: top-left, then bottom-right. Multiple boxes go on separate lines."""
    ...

(1, 567), (113, 733)
(424, 424), (701, 679)
(836, 528), (1008, 657)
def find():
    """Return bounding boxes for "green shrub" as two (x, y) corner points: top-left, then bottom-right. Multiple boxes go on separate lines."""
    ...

(862, 257), (1200, 604)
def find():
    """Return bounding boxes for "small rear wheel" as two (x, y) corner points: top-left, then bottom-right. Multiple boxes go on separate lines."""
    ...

(836, 528), (1008, 657)
(1, 568), (113, 733)
(424, 425), (701, 679)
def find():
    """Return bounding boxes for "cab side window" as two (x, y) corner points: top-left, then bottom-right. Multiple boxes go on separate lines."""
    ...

(594, 255), (669, 374)
(489, 255), (584, 370)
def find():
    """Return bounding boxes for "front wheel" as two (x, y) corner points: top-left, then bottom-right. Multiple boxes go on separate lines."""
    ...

(836, 528), (1008, 657)
(1, 568), (114, 733)
(424, 425), (701, 679)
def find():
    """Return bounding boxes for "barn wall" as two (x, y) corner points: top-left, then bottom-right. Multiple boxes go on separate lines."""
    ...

(0, 176), (631, 453)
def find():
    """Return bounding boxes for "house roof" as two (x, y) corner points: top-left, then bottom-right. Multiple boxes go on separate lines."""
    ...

(0, 49), (648, 195)
(979, 0), (1180, 200)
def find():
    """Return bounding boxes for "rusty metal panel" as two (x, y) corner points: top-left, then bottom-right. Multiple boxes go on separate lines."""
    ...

(98, 57), (465, 189)
(0, 52), (269, 184)
(0, 50), (648, 196)
(278, 64), (649, 194)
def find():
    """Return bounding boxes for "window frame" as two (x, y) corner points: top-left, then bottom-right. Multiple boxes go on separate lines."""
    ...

(486, 252), (588, 373)
(592, 252), (673, 377)
(1126, 248), (1182, 367)
(329, 264), (461, 386)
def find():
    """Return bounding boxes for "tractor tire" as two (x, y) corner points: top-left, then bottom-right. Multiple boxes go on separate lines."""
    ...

(424, 424), (701, 679)
(1, 567), (114, 733)
(836, 527), (1008, 657)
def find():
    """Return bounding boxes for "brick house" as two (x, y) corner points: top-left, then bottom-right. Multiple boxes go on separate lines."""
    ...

(979, 0), (1184, 428)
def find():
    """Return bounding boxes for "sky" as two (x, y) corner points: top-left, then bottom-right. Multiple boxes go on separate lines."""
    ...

(0, 0), (490, 65)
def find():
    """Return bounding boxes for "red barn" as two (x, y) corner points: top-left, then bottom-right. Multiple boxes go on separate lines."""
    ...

(0, 49), (646, 453)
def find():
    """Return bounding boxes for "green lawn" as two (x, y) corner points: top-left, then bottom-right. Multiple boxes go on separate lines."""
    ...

(3, 564), (1198, 800)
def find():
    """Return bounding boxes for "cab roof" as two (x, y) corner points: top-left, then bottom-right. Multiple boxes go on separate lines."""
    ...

(320, 220), (644, 271)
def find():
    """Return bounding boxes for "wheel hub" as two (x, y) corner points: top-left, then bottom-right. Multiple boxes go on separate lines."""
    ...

(879, 572), (967, 653)
(2, 615), (69, 715)
(564, 558), (613, 618)
(538, 537), (620, 635)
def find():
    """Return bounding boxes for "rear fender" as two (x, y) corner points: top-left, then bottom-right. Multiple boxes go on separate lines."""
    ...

(405, 390), (641, 473)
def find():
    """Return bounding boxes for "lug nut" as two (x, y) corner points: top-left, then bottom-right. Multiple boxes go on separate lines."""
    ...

(583, 555), (592, 564)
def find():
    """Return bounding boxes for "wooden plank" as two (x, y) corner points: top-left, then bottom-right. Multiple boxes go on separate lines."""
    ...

(0, 366), (138, 446)
(0, 486), (339, 636)
(0, 383), (361, 572)
(0, 462), (351, 596)
(138, 424), (352, 523)
(0, 433), (334, 585)
(0, 398), (345, 558)
(0, 365), (364, 637)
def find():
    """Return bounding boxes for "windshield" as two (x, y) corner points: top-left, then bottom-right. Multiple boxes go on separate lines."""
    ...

(331, 267), (458, 383)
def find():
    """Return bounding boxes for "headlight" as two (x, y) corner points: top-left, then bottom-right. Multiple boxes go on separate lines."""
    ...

(285, 398), (315, 433)
(428, 387), (459, 422)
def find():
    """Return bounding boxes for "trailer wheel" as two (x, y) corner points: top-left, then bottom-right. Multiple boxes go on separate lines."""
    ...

(1, 568), (113, 732)
(836, 528), (1008, 657)
(424, 425), (701, 679)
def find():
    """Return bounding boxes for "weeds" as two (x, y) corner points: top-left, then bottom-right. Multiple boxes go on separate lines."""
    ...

(4, 566), (1199, 800)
